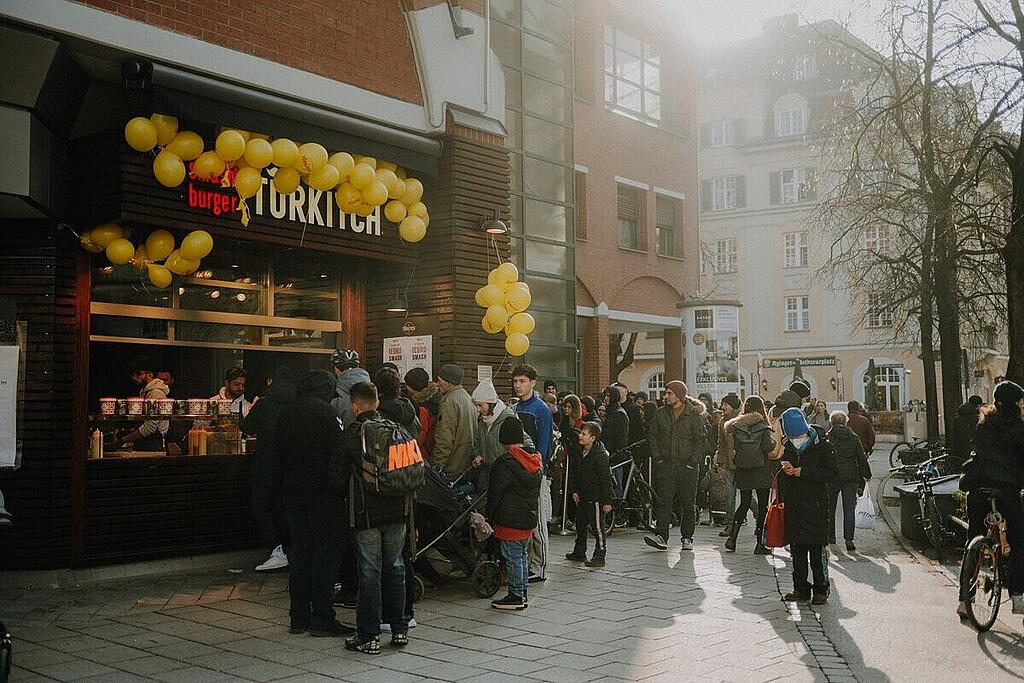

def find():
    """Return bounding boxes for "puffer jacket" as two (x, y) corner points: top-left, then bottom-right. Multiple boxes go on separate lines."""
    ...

(474, 405), (535, 492)
(826, 425), (871, 485)
(277, 371), (347, 496)
(779, 425), (838, 546)
(573, 440), (614, 504)
(486, 445), (542, 532)
(331, 367), (371, 428)
(648, 398), (710, 467)
(973, 417), (1024, 491)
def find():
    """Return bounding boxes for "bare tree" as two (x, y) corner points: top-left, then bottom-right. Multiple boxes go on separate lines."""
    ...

(610, 332), (639, 383)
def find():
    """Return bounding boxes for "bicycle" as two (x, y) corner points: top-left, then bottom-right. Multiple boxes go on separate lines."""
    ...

(889, 437), (947, 470)
(959, 487), (1018, 632)
(890, 454), (963, 560)
(608, 441), (657, 534)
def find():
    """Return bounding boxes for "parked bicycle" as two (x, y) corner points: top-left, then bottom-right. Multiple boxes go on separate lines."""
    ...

(891, 454), (965, 560)
(959, 487), (1020, 631)
(608, 441), (657, 534)
(889, 437), (948, 471)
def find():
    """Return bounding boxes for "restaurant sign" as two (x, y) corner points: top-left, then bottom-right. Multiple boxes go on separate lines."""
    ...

(761, 356), (836, 369)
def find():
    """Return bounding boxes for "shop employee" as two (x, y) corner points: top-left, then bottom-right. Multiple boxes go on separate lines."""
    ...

(117, 356), (170, 451)
(211, 366), (252, 418)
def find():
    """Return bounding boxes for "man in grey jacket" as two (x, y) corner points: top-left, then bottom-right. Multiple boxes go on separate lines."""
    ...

(329, 349), (371, 428)
(433, 364), (477, 480)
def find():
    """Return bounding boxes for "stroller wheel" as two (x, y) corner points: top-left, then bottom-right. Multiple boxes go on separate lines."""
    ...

(471, 560), (502, 598)
(411, 574), (426, 603)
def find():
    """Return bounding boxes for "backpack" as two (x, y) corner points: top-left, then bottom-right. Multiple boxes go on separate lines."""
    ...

(359, 417), (426, 496)
(733, 424), (769, 470)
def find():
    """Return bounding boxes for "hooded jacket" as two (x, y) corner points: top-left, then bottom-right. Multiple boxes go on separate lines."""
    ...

(779, 425), (838, 546)
(331, 367), (371, 428)
(434, 385), (477, 478)
(826, 424), (871, 485)
(474, 404), (535, 493)
(486, 445), (542, 536)
(600, 389), (631, 455)
(410, 382), (442, 459)
(277, 371), (346, 496)
(379, 394), (420, 438)
(573, 439), (614, 505)
(648, 397), (709, 467)
(240, 378), (297, 485)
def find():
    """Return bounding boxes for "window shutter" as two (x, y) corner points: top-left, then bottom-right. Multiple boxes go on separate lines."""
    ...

(700, 122), (712, 148)
(656, 196), (675, 228)
(769, 171), (781, 205)
(700, 179), (712, 213)
(735, 175), (746, 208)
(617, 185), (639, 220)
(800, 167), (817, 201)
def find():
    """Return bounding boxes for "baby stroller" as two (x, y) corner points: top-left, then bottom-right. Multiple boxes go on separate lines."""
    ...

(413, 467), (502, 598)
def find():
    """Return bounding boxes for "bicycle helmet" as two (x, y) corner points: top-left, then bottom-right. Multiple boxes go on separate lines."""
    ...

(329, 348), (360, 369)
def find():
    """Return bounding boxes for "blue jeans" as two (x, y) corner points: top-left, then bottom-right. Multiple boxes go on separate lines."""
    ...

(499, 538), (530, 599)
(354, 523), (408, 637)
(829, 483), (858, 542)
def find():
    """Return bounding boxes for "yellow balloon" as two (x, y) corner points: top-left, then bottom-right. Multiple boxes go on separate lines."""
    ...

(306, 163), (340, 191)
(377, 160), (398, 172)
(165, 249), (199, 276)
(153, 150), (186, 188)
(105, 238), (135, 265)
(354, 203), (375, 218)
(421, 212), (430, 228)
(165, 131), (204, 161)
(243, 138), (274, 169)
(273, 167), (301, 194)
(90, 223), (123, 248)
(362, 180), (389, 207)
(328, 152), (355, 181)
(336, 183), (362, 213)
(400, 178), (424, 205)
(376, 168), (399, 197)
(131, 244), (149, 270)
(494, 262), (519, 285)
(391, 177), (407, 201)
(484, 304), (510, 330)
(395, 166), (407, 180)
(475, 286), (489, 308)
(353, 155), (377, 169)
(407, 201), (428, 219)
(235, 166), (262, 199)
(234, 129), (252, 143)
(145, 229), (175, 261)
(147, 264), (172, 289)
(124, 117), (158, 152)
(295, 143), (328, 174)
(506, 312), (536, 335)
(350, 163), (376, 190)
(150, 114), (179, 146)
(505, 333), (530, 357)
(399, 216), (427, 243)
(181, 230), (214, 260)
(193, 151), (226, 181)
(271, 138), (299, 168)
(505, 285), (532, 313)
(482, 315), (504, 335)
(384, 200), (407, 223)
(479, 283), (505, 307)
(215, 130), (246, 162)
(80, 234), (103, 254)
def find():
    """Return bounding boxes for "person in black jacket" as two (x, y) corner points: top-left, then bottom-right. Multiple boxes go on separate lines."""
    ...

(340, 381), (412, 654)
(375, 367), (420, 437)
(951, 395), (983, 470)
(601, 385), (630, 454)
(241, 365), (297, 572)
(486, 416), (542, 610)
(565, 422), (614, 567)
(276, 370), (353, 638)
(779, 408), (838, 605)
(825, 412), (872, 552)
(616, 383), (644, 446)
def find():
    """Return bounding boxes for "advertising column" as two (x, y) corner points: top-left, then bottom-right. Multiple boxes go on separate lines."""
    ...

(680, 301), (741, 403)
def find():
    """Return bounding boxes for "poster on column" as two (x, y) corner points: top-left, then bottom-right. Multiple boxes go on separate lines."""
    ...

(683, 305), (740, 403)
(0, 344), (18, 468)
(383, 335), (433, 378)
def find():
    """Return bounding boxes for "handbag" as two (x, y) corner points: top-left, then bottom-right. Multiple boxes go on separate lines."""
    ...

(762, 471), (786, 548)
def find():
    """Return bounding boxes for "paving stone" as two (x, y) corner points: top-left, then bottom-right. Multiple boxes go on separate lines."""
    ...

(31, 659), (118, 682)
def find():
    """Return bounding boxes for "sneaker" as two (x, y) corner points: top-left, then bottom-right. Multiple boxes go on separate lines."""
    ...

(845, 541), (857, 553)
(528, 574), (546, 583)
(681, 537), (694, 550)
(644, 535), (668, 551)
(957, 601), (969, 620)
(811, 593), (829, 606)
(345, 634), (381, 654)
(585, 557), (605, 568)
(310, 621), (356, 637)
(255, 545), (289, 572)
(390, 633), (409, 647)
(491, 593), (527, 610)
(565, 552), (586, 561)
(1012, 594), (1024, 615)
(783, 591), (810, 602)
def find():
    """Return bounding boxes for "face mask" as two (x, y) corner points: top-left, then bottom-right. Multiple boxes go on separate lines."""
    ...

(789, 433), (812, 453)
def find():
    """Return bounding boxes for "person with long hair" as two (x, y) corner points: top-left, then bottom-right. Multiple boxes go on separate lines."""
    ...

(724, 396), (776, 555)
(959, 381), (1024, 618)
(557, 394), (586, 524)
(808, 400), (831, 430)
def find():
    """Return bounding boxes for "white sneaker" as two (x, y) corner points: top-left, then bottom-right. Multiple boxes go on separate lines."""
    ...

(1012, 594), (1024, 615)
(255, 545), (289, 572)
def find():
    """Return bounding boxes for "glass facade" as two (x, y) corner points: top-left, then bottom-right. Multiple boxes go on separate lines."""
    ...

(492, 0), (577, 390)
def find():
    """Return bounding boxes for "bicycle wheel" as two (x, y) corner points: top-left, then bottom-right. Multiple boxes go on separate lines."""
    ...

(925, 498), (945, 561)
(963, 536), (1001, 632)
(890, 441), (916, 469)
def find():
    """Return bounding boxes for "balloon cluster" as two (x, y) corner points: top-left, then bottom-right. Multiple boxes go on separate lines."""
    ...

(474, 262), (534, 357)
(79, 224), (214, 289)
(125, 114), (430, 242)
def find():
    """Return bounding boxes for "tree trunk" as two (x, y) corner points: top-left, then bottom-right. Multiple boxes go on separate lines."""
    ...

(1006, 151), (1024, 382)
(932, 210), (964, 438)
(918, 280), (941, 441)
(609, 332), (639, 383)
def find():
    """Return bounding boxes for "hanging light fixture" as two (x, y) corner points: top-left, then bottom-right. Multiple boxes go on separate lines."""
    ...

(386, 288), (408, 313)
(481, 209), (508, 235)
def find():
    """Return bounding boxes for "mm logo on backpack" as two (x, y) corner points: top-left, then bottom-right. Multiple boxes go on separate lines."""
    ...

(359, 418), (426, 495)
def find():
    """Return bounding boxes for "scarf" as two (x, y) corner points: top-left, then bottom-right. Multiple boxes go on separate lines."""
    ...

(483, 399), (507, 428)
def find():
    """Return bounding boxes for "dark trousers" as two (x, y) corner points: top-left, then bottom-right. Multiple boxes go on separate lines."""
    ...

(791, 544), (829, 596)
(654, 461), (699, 541)
(354, 522), (408, 637)
(285, 492), (344, 629)
(572, 500), (606, 558)
(252, 479), (288, 552)
(733, 488), (769, 538)
(828, 483), (859, 543)
(966, 488), (1024, 595)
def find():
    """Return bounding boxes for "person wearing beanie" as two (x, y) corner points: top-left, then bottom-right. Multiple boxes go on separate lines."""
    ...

(471, 379), (535, 492)
(404, 367), (441, 461)
(960, 380), (1024, 618)
(565, 421), (614, 568)
(714, 392), (743, 536)
(433, 364), (477, 479)
(778, 407), (838, 606)
(643, 380), (712, 552)
(789, 380), (811, 402)
(486, 416), (542, 610)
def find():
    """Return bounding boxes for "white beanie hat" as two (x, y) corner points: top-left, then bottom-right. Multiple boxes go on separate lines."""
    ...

(471, 379), (499, 404)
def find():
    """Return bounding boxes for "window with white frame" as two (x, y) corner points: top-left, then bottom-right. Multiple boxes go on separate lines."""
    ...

(647, 372), (666, 400)
(712, 176), (737, 210)
(604, 26), (661, 124)
(794, 55), (818, 80)
(780, 168), (809, 204)
(775, 108), (806, 136)
(711, 119), (737, 146)
(785, 295), (810, 331)
(784, 231), (808, 268)
(864, 225), (890, 255)
(866, 292), (892, 328)
(715, 238), (737, 273)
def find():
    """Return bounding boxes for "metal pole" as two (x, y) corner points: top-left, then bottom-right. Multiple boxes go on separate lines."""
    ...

(556, 443), (573, 535)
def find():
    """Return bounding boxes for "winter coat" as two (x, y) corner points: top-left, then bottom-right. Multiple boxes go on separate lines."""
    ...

(623, 401), (644, 446)
(410, 383), (442, 460)
(952, 402), (981, 465)
(731, 413), (776, 491)
(808, 413), (831, 430)
(601, 401), (631, 456)
(847, 411), (876, 454)
(647, 398), (710, 468)
(515, 393), (554, 463)
(826, 425), (871, 485)
(573, 440), (614, 504)
(714, 416), (737, 471)
(331, 367), (371, 428)
(474, 406), (535, 493)
(972, 418), (1024, 491)
(486, 446), (542, 532)
(340, 410), (410, 530)
(433, 385), (477, 479)
(277, 372), (347, 497)
(240, 378), (297, 486)
(379, 394), (420, 439)
(779, 425), (838, 546)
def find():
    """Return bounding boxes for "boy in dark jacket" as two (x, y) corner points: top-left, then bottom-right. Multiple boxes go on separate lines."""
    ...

(341, 381), (411, 654)
(486, 416), (542, 610)
(276, 370), (353, 638)
(779, 408), (838, 605)
(565, 422), (614, 567)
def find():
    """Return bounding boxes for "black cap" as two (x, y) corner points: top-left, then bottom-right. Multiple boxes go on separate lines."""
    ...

(499, 416), (525, 445)
(721, 392), (741, 411)
(788, 380), (811, 399)
(994, 380), (1024, 406)
(437, 364), (464, 385)
(405, 367), (430, 392)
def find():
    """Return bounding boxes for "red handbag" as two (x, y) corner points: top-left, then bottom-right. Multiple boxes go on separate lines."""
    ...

(762, 472), (786, 548)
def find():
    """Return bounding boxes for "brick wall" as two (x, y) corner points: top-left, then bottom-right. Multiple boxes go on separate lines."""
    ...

(76, 0), (426, 104)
